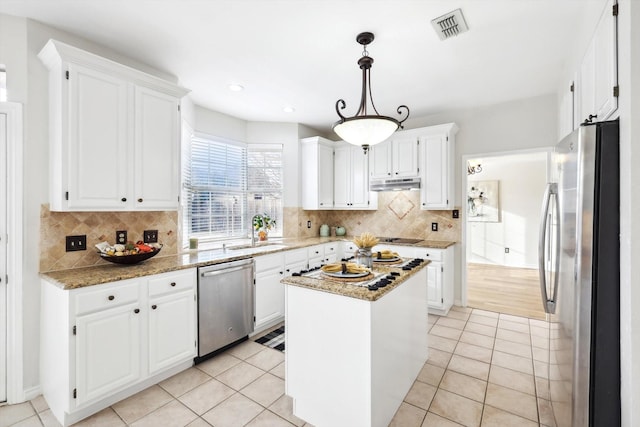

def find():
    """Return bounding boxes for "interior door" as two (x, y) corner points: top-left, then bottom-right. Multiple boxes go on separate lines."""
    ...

(0, 112), (7, 402)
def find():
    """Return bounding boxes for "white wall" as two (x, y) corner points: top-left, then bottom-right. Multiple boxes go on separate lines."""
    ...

(467, 152), (548, 269)
(616, 1), (640, 425)
(404, 94), (558, 302)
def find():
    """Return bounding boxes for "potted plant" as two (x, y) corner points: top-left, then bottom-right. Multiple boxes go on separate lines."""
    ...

(253, 213), (276, 241)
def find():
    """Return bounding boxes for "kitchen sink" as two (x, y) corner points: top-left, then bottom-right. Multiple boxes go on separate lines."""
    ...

(228, 243), (288, 254)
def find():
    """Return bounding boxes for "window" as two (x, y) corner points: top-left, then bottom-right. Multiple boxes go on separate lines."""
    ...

(181, 131), (283, 246)
(247, 145), (283, 237)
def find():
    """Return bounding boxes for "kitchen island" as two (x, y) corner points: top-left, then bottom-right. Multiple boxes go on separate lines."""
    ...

(282, 260), (429, 427)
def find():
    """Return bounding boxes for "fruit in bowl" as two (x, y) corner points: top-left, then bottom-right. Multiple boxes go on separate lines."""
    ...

(96, 241), (163, 264)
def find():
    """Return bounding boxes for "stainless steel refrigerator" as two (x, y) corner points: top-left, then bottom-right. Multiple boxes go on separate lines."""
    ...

(538, 119), (620, 427)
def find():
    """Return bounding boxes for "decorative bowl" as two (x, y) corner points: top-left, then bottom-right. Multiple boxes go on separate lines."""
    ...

(99, 245), (162, 265)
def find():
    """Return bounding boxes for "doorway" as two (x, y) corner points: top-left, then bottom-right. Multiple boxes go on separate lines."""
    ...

(0, 110), (7, 402)
(463, 149), (549, 320)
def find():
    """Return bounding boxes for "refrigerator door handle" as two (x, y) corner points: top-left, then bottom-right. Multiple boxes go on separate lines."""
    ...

(538, 182), (559, 314)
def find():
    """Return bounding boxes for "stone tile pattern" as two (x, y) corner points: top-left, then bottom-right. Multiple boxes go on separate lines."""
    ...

(2, 307), (553, 427)
(285, 191), (461, 242)
(40, 204), (179, 272)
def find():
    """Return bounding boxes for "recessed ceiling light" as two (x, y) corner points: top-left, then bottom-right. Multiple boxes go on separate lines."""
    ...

(228, 84), (244, 91)
(283, 106), (295, 113)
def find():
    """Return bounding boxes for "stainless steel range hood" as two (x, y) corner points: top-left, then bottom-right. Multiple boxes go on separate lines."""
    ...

(370, 177), (421, 192)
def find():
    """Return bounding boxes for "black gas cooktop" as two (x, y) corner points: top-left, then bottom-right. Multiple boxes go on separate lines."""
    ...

(377, 237), (424, 244)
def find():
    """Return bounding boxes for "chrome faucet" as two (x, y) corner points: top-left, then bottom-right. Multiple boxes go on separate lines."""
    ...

(251, 214), (262, 247)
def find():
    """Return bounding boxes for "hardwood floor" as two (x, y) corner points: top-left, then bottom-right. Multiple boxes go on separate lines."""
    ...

(467, 262), (547, 320)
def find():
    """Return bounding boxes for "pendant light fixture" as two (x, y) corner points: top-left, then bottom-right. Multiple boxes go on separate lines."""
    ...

(333, 32), (410, 153)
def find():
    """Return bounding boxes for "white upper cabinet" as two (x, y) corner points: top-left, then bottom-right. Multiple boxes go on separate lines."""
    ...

(334, 143), (376, 209)
(558, 79), (577, 139)
(392, 137), (420, 178)
(38, 39), (189, 211)
(300, 136), (335, 210)
(369, 141), (393, 179)
(369, 136), (419, 179)
(578, 0), (617, 125)
(419, 123), (458, 210)
(133, 86), (181, 209)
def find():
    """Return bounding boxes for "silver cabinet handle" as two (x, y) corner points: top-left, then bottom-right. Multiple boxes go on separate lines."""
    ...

(538, 182), (559, 314)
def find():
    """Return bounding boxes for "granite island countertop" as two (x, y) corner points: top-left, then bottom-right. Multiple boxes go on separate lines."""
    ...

(41, 236), (453, 290)
(280, 259), (430, 302)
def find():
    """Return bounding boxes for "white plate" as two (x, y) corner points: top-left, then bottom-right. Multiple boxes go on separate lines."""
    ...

(372, 256), (401, 262)
(321, 270), (370, 278)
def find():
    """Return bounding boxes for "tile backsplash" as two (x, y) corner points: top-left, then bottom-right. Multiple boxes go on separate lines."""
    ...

(285, 192), (461, 242)
(40, 205), (178, 272)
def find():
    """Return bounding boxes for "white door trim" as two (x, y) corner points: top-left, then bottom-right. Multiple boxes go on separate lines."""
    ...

(1, 102), (24, 403)
(459, 146), (552, 309)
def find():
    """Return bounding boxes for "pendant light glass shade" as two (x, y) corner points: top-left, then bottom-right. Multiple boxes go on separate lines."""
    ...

(333, 32), (409, 153)
(333, 116), (400, 147)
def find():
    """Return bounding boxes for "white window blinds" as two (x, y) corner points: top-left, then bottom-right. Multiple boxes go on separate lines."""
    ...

(247, 144), (283, 237)
(181, 134), (284, 245)
(183, 134), (248, 241)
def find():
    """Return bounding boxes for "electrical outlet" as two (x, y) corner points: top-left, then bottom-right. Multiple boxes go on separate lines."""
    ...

(452, 209), (459, 219)
(66, 235), (86, 252)
(431, 222), (438, 232)
(144, 230), (158, 243)
(116, 230), (127, 245)
(505, 247), (510, 253)
(307, 220), (311, 229)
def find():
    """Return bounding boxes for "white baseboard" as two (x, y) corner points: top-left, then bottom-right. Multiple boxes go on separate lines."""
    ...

(23, 384), (42, 402)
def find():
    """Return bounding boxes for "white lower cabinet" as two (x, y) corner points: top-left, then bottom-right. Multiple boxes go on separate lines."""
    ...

(414, 246), (454, 315)
(147, 271), (197, 374)
(75, 301), (141, 406)
(254, 248), (311, 334)
(255, 253), (285, 333)
(41, 268), (197, 426)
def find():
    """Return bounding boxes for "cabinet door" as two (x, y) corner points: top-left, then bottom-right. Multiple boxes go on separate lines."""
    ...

(75, 302), (141, 405)
(426, 262), (443, 309)
(148, 290), (196, 374)
(579, 41), (596, 125)
(333, 145), (351, 208)
(67, 63), (129, 209)
(255, 253), (285, 330)
(134, 86), (180, 210)
(392, 137), (419, 178)
(318, 143), (334, 208)
(421, 134), (451, 209)
(369, 141), (392, 179)
(593, 0), (617, 121)
(350, 146), (370, 208)
(579, 0), (617, 124)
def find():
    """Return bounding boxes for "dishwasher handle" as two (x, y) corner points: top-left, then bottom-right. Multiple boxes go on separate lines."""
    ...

(201, 265), (252, 278)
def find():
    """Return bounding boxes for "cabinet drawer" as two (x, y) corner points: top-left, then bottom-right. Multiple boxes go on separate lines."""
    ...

(416, 249), (443, 262)
(255, 253), (283, 273)
(307, 245), (323, 259)
(75, 280), (140, 316)
(324, 243), (338, 256)
(148, 269), (196, 297)
(284, 249), (307, 265)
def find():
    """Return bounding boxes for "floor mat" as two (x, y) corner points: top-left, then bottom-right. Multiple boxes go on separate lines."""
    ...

(254, 326), (285, 352)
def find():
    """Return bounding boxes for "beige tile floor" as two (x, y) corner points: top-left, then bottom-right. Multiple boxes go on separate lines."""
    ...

(1, 306), (553, 427)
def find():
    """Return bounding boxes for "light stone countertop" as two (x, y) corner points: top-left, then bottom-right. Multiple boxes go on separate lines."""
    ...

(280, 260), (430, 302)
(40, 236), (454, 290)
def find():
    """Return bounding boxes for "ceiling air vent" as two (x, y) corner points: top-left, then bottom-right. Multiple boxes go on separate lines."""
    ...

(431, 8), (469, 41)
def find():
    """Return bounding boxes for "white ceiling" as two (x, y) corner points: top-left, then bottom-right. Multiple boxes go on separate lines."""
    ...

(1, 0), (605, 134)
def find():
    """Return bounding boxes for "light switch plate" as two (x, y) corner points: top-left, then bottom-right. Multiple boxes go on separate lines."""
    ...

(144, 230), (158, 243)
(66, 235), (86, 252)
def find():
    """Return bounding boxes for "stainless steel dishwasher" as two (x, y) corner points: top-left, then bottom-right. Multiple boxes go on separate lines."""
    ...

(196, 258), (255, 362)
